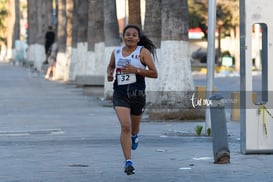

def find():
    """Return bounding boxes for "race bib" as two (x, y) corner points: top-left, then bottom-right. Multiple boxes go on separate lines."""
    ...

(117, 73), (136, 85)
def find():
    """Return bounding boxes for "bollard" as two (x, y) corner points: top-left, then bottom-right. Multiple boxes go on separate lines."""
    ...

(209, 94), (230, 164)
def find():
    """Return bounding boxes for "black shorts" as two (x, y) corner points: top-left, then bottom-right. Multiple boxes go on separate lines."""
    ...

(112, 91), (146, 115)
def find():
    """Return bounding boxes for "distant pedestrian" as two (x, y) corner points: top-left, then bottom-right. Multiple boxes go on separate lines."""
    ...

(45, 42), (58, 80)
(44, 26), (55, 63)
(106, 24), (158, 175)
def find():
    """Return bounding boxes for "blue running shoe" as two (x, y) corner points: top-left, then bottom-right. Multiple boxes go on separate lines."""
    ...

(124, 160), (135, 175)
(131, 135), (139, 150)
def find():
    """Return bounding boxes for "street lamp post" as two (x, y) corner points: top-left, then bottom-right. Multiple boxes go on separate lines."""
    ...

(205, 0), (217, 131)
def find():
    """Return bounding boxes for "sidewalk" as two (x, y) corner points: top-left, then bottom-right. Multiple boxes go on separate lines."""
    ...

(0, 62), (272, 182)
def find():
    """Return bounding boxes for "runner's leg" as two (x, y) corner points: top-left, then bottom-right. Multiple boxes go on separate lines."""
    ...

(115, 106), (132, 160)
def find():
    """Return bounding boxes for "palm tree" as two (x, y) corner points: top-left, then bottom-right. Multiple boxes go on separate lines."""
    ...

(93, 0), (105, 76)
(27, 0), (52, 70)
(6, 0), (20, 62)
(149, 0), (196, 120)
(0, 1), (8, 60)
(143, 0), (161, 48)
(26, 0), (37, 56)
(66, 0), (79, 81)
(104, 0), (120, 47)
(55, 0), (66, 80)
(128, 0), (141, 28)
(86, 0), (96, 75)
(79, 0), (105, 83)
(143, 0), (161, 107)
(103, 0), (120, 99)
(63, 0), (75, 81)
(77, 0), (88, 45)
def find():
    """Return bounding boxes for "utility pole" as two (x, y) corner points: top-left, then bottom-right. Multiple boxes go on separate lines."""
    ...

(205, 0), (216, 131)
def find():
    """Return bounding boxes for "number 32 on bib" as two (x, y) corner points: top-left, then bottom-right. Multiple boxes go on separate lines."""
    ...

(117, 73), (136, 85)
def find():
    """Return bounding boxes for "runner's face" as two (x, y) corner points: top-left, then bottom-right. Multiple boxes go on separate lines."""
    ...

(123, 28), (140, 47)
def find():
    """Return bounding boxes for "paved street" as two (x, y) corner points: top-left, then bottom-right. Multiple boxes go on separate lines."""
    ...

(0, 62), (272, 182)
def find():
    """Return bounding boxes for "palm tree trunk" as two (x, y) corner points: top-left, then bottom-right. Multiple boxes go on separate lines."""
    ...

(93, 0), (105, 76)
(161, 0), (188, 41)
(87, 0), (96, 75)
(74, 0), (88, 77)
(27, 0), (37, 45)
(68, 0), (79, 81)
(55, 0), (66, 80)
(6, 0), (20, 63)
(104, 0), (120, 47)
(63, 0), (75, 82)
(143, 0), (161, 107)
(103, 0), (120, 99)
(144, 0), (161, 48)
(128, 0), (141, 28)
(148, 0), (199, 120)
(27, 0), (52, 70)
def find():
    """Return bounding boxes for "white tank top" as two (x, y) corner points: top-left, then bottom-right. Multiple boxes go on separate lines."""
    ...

(115, 46), (145, 68)
(114, 46), (145, 85)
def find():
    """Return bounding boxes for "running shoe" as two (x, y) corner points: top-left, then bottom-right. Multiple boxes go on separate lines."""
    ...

(131, 134), (139, 150)
(124, 160), (135, 175)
